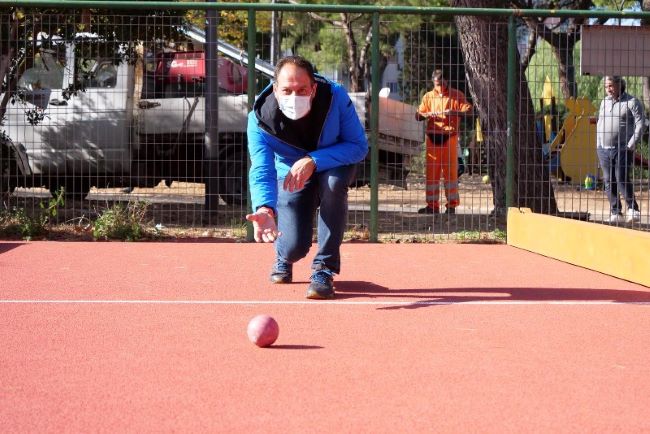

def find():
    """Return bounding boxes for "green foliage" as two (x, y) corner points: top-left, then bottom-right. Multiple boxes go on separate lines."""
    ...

(633, 140), (649, 179)
(294, 28), (348, 73)
(0, 188), (65, 240)
(0, 208), (26, 238)
(454, 229), (507, 243)
(0, 208), (33, 239)
(455, 230), (481, 242)
(228, 217), (249, 240)
(526, 38), (647, 110)
(409, 143), (427, 178)
(401, 24), (466, 106)
(591, 0), (639, 9)
(277, 0), (448, 91)
(92, 201), (149, 241)
(15, 207), (48, 240)
(492, 228), (507, 242)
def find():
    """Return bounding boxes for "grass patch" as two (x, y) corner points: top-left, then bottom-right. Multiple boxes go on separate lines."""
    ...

(92, 201), (150, 241)
(227, 217), (249, 240)
(344, 224), (370, 241)
(0, 188), (65, 240)
(453, 229), (506, 244)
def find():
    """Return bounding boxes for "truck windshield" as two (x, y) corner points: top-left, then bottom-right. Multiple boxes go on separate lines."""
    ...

(17, 50), (65, 91)
(77, 58), (118, 88)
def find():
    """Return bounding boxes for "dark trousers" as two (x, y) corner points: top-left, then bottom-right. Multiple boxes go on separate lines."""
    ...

(597, 148), (639, 214)
(275, 164), (357, 274)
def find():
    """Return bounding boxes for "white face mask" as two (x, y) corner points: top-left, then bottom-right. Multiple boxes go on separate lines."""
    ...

(277, 94), (312, 120)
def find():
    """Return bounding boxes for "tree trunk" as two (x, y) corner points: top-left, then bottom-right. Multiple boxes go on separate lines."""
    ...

(452, 0), (557, 214)
(553, 41), (578, 99)
(341, 14), (363, 92)
(515, 0), (591, 99)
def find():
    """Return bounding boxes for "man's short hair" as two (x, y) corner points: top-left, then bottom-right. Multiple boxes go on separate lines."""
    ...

(605, 75), (626, 92)
(274, 56), (316, 84)
(431, 69), (444, 82)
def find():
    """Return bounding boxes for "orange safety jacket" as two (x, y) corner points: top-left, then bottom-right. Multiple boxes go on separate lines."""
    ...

(418, 86), (472, 138)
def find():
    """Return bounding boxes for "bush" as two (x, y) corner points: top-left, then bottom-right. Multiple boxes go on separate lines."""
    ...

(92, 201), (149, 241)
(0, 188), (65, 240)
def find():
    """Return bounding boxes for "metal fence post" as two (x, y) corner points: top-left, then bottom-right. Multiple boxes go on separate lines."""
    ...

(506, 15), (516, 210)
(246, 8), (256, 241)
(204, 4), (220, 219)
(369, 12), (380, 242)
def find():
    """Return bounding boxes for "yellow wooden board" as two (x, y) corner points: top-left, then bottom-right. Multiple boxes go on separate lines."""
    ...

(507, 207), (650, 288)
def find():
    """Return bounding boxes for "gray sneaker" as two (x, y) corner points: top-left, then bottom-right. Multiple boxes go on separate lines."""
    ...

(609, 213), (624, 224)
(626, 209), (641, 223)
(270, 261), (292, 284)
(306, 269), (335, 299)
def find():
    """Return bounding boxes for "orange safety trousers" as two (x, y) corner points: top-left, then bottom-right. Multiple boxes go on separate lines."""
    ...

(425, 134), (460, 210)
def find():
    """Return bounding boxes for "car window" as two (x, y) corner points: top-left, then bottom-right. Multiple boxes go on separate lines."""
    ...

(77, 59), (118, 88)
(17, 51), (65, 91)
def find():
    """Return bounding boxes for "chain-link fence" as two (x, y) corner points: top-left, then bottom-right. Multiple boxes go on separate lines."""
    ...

(1, 3), (649, 241)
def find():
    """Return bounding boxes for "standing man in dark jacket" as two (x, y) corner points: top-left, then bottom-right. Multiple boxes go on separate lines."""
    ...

(596, 76), (645, 224)
(246, 56), (368, 299)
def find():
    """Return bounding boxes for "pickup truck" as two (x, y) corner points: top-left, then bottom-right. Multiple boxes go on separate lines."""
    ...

(1, 40), (423, 205)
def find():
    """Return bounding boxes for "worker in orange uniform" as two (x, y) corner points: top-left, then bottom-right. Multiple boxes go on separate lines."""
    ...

(416, 70), (472, 214)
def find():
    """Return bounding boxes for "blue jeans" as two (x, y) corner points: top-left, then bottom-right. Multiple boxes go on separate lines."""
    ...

(597, 148), (639, 214)
(275, 164), (357, 274)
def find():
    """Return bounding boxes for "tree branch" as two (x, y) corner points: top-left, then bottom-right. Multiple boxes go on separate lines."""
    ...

(285, 0), (344, 27)
(358, 22), (372, 74)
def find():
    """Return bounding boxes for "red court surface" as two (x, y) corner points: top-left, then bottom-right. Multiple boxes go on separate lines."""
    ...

(1, 241), (649, 433)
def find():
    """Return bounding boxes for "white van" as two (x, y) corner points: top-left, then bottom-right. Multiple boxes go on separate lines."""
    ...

(1, 37), (250, 202)
(2, 36), (135, 195)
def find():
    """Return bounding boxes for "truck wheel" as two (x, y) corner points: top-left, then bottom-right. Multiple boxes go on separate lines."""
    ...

(1, 176), (18, 196)
(1, 143), (20, 195)
(218, 148), (248, 206)
(351, 160), (371, 188)
(131, 161), (160, 189)
(133, 134), (169, 188)
(48, 177), (91, 199)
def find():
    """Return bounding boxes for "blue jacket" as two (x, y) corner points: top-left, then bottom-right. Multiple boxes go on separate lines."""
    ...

(247, 75), (368, 212)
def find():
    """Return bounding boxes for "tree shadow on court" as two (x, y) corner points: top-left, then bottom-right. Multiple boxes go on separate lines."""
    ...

(334, 281), (650, 308)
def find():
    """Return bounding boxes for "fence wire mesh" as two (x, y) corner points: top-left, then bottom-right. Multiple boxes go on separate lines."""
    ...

(1, 6), (649, 241)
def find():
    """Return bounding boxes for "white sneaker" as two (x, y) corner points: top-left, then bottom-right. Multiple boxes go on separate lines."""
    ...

(609, 213), (624, 223)
(626, 209), (641, 223)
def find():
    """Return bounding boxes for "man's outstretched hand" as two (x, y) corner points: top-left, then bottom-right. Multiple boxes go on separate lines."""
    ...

(246, 208), (280, 243)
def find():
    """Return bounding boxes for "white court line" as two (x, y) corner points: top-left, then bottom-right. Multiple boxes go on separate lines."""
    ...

(0, 299), (649, 306)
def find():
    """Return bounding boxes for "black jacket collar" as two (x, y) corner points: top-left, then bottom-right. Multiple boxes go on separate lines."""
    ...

(254, 75), (333, 152)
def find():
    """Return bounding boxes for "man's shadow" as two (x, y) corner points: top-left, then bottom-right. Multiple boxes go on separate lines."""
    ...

(0, 242), (24, 255)
(334, 280), (650, 309)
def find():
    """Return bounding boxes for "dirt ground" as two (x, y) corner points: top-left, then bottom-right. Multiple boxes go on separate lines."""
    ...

(4, 173), (649, 242)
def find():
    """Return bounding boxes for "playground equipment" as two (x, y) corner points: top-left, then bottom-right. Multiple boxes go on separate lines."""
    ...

(546, 97), (649, 185)
(547, 97), (599, 184)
